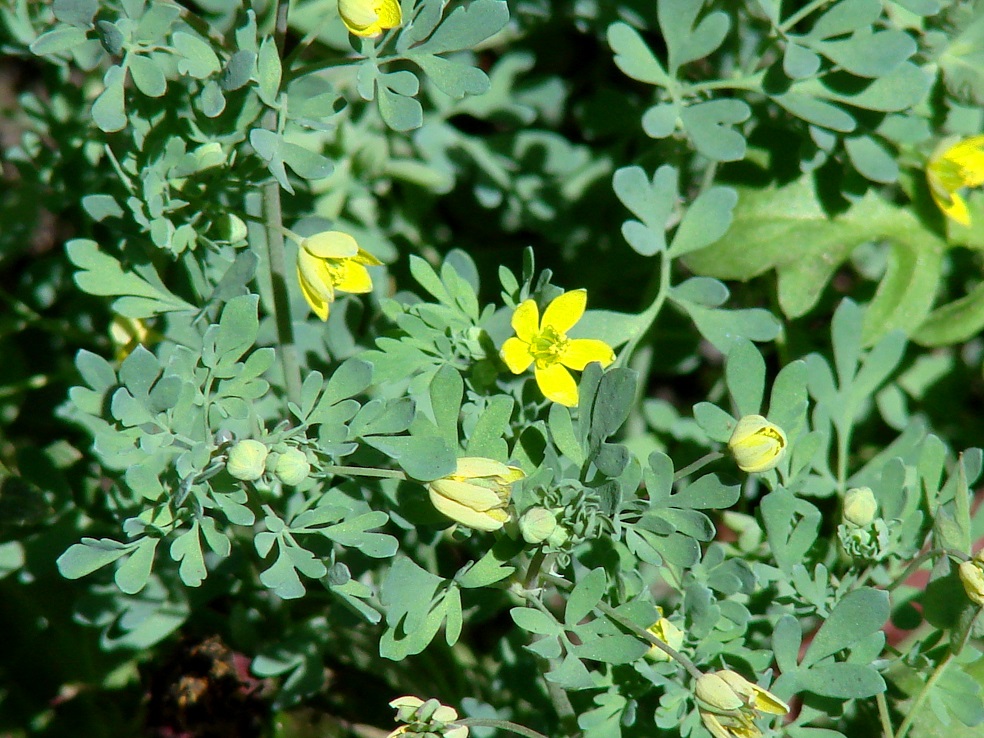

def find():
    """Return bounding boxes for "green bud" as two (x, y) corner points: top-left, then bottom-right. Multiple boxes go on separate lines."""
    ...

(728, 414), (787, 473)
(843, 487), (877, 527)
(275, 447), (311, 486)
(226, 439), (268, 481)
(519, 507), (558, 544)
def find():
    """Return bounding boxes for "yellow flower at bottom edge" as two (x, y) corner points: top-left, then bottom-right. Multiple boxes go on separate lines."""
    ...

(927, 135), (984, 226)
(500, 289), (615, 407)
(695, 670), (789, 738)
(339, 0), (402, 37)
(296, 230), (382, 321)
(428, 457), (524, 532)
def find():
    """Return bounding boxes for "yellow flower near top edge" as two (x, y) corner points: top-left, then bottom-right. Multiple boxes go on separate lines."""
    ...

(500, 289), (615, 407)
(339, 0), (403, 37)
(296, 230), (382, 321)
(927, 135), (984, 226)
(428, 457), (524, 532)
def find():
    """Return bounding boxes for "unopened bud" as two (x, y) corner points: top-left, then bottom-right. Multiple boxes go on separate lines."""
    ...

(519, 507), (558, 544)
(275, 447), (311, 486)
(843, 487), (877, 527)
(226, 439), (268, 481)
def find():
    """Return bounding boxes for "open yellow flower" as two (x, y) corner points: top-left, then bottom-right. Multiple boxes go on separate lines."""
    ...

(428, 457), (524, 532)
(296, 230), (382, 321)
(339, 0), (402, 37)
(645, 607), (685, 662)
(500, 289), (615, 407)
(927, 135), (984, 226)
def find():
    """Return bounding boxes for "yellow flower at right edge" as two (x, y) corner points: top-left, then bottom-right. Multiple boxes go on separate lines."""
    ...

(500, 289), (615, 407)
(338, 0), (402, 37)
(927, 135), (984, 226)
(296, 230), (382, 321)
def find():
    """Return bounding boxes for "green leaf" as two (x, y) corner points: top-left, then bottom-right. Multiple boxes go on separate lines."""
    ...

(680, 100), (750, 162)
(573, 635), (649, 664)
(115, 536), (159, 595)
(819, 28), (916, 78)
(91, 64), (127, 132)
(678, 303), (781, 353)
(57, 537), (132, 579)
(128, 53), (167, 97)
(658, 0), (730, 75)
(67, 239), (196, 316)
(173, 31), (221, 78)
(800, 662), (885, 698)
(566, 567), (607, 626)
(913, 280), (984, 346)
(410, 0), (509, 56)
(30, 25), (89, 55)
(465, 396), (514, 459)
(807, 0), (880, 40)
(549, 402), (584, 466)
(760, 488), (822, 573)
(53, 0), (98, 26)
(256, 35), (281, 105)
(608, 22), (672, 87)
(364, 435), (455, 481)
(411, 54), (489, 98)
(429, 364), (462, 447)
(844, 134), (898, 183)
(511, 607), (561, 636)
(668, 186), (738, 258)
(170, 522), (207, 587)
(802, 588), (889, 666)
(725, 339), (765, 418)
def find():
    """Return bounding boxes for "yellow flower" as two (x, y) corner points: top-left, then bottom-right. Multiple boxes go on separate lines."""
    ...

(296, 230), (382, 321)
(339, 0), (402, 37)
(959, 559), (984, 607)
(428, 457), (524, 532)
(727, 415), (787, 474)
(500, 289), (615, 407)
(110, 315), (157, 360)
(645, 608), (685, 662)
(927, 135), (984, 226)
(387, 696), (468, 738)
(695, 670), (788, 738)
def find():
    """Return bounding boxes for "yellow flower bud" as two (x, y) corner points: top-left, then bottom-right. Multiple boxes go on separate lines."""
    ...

(645, 609), (685, 662)
(427, 458), (524, 532)
(339, 0), (402, 38)
(519, 507), (558, 544)
(959, 560), (984, 607)
(728, 415), (787, 473)
(275, 447), (311, 486)
(715, 670), (789, 715)
(226, 439), (268, 481)
(695, 672), (745, 712)
(695, 670), (788, 738)
(843, 487), (878, 527)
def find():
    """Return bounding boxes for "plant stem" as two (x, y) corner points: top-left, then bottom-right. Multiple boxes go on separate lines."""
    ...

(893, 651), (953, 738)
(876, 692), (894, 738)
(619, 249), (672, 369)
(779, 0), (834, 32)
(673, 451), (724, 482)
(886, 547), (967, 592)
(261, 0), (302, 410)
(321, 464), (408, 480)
(595, 600), (704, 681)
(458, 719), (552, 738)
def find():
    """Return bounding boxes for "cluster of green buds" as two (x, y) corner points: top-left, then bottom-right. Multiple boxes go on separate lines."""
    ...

(518, 480), (605, 555)
(225, 439), (312, 488)
(694, 670), (789, 738)
(385, 696), (468, 738)
(959, 550), (984, 607)
(727, 415), (787, 474)
(836, 487), (890, 562)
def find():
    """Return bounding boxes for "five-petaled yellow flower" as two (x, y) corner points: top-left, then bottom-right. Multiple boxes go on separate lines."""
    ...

(296, 230), (382, 321)
(927, 135), (984, 226)
(500, 289), (615, 407)
(338, 0), (403, 37)
(428, 457), (524, 532)
(695, 670), (789, 738)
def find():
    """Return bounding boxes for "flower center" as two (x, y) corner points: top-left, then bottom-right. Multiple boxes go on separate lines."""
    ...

(324, 258), (347, 286)
(530, 326), (569, 367)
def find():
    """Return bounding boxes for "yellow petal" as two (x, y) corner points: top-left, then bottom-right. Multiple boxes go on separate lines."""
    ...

(535, 363), (578, 406)
(511, 299), (540, 342)
(501, 336), (534, 374)
(430, 479), (502, 511)
(429, 487), (506, 531)
(456, 457), (513, 479)
(333, 260), (374, 294)
(944, 135), (984, 187)
(338, 0), (378, 33)
(354, 247), (384, 266)
(560, 338), (615, 371)
(376, 0), (402, 29)
(302, 230), (359, 259)
(699, 712), (733, 738)
(297, 261), (331, 321)
(542, 289), (586, 333)
(931, 186), (970, 226)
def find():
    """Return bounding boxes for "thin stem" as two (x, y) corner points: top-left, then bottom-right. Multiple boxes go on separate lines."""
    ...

(876, 692), (894, 738)
(894, 651), (954, 738)
(321, 464), (408, 480)
(778, 0), (834, 32)
(458, 719), (551, 738)
(261, 0), (302, 410)
(595, 600), (704, 681)
(689, 72), (765, 93)
(886, 547), (967, 592)
(524, 548), (546, 589)
(673, 451), (724, 482)
(618, 249), (672, 369)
